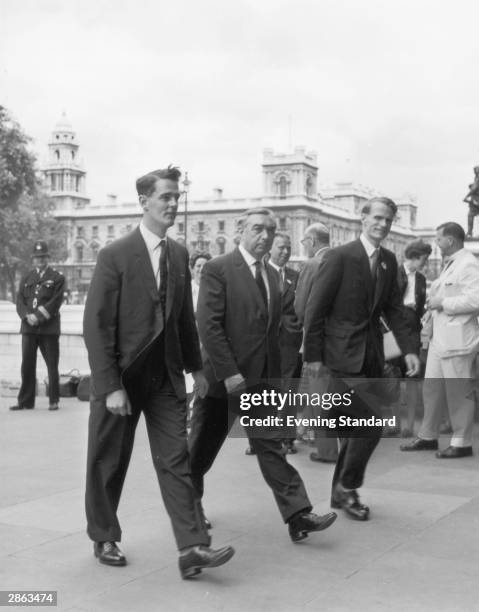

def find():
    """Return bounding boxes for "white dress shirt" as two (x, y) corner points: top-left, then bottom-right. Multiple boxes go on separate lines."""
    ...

(238, 244), (270, 304)
(139, 222), (167, 288)
(402, 262), (416, 309)
(359, 233), (379, 269)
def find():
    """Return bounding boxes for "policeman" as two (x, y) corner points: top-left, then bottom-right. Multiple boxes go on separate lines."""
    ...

(10, 241), (66, 411)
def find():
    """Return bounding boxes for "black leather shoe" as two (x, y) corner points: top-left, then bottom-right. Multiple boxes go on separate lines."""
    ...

(331, 488), (369, 521)
(94, 541), (126, 566)
(436, 445), (473, 459)
(245, 446), (256, 455)
(48, 403), (59, 411)
(400, 437), (438, 451)
(310, 452), (336, 464)
(288, 511), (337, 542)
(9, 405), (26, 411)
(179, 545), (235, 579)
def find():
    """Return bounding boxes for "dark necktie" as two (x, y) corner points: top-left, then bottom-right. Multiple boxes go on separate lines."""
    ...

(370, 248), (379, 281)
(157, 239), (168, 313)
(254, 261), (268, 307)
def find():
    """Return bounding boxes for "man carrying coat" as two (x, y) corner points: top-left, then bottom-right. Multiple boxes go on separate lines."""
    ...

(83, 166), (234, 579)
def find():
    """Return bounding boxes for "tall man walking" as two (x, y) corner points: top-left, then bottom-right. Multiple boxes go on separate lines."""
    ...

(10, 241), (65, 412)
(190, 208), (337, 543)
(303, 198), (419, 520)
(83, 167), (234, 579)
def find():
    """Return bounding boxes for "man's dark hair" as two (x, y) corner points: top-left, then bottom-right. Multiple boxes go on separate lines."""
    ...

(136, 166), (181, 197)
(273, 232), (291, 241)
(437, 222), (466, 243)
(404, 239), (432, 260)
(190, 252), (212, 269)
(361, 196), (398, 216)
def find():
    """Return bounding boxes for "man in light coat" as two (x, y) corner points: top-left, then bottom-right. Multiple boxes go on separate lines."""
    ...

(401, 222), (479, 458)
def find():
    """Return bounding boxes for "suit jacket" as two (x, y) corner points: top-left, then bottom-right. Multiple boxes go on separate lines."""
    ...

(303, 239), (414, 375)
(83, 227), (202, 399)
(277, 266), (302, 378)
(397, 265), (427, 321)
(428, 248), (479, 357)
(196, 248), (283, 396)
(295, 247), (330, 324)
(16, 266), (65, 335)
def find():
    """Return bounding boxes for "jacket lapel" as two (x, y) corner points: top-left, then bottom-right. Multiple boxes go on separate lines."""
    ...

(131, 227), (161, 305)
(233, 248), (268, 317)
(354, 240), (374, 306)
(373, 248), (386, 311)
(266, 263), (281, 329)
(165, 237), (177, 321)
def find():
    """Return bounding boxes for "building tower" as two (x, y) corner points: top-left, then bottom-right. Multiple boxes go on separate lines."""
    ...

(43, 113), (90, 210)
(262, 146), (318, 200)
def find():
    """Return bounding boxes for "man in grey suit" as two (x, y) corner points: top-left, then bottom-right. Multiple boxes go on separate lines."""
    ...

(295, 223), (339, 463)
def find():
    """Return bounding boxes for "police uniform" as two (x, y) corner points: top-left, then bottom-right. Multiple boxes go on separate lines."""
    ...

(11, 241), (66, 410)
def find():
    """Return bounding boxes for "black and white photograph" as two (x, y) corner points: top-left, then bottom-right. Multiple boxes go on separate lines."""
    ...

(2, 1), (479, 610)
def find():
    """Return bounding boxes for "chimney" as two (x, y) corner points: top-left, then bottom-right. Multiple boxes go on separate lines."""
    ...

(213, 187), (223, 199)
(106, 194), (117, 206)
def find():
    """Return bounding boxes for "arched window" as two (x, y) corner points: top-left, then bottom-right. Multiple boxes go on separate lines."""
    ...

(279, 175), (288, 198)
(76, 245), (83, 262)
(71, 151), (75, 160)
(55, 150), (60, 161)
(217, 236), (226, 255)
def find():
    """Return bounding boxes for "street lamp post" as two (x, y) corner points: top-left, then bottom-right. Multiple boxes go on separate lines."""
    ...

(182, 172), (191, 250)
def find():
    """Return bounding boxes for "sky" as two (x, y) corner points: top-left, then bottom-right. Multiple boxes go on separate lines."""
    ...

(2, 0), (479, 228)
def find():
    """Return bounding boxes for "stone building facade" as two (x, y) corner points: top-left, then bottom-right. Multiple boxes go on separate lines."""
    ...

(44, 116), (439, 299)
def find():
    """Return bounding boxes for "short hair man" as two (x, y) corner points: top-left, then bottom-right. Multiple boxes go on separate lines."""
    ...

(190, 207), (337, 542)
(83, 166), (234, 578)
(303, 197), (420, 520)
(10, 241), (65, 412)
(268, 232), (302, 454)
(401, 222), (479, 458)
(294, 223), (339, 464)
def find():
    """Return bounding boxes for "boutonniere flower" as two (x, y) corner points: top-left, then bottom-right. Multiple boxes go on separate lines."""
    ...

(381, 262), (387, 270)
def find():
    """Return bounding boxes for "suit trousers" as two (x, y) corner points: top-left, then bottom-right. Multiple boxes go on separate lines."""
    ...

(419, 342), (476, 447)
(18, 334), (59, 408)
(188, 395), (312, 522)
(328, 341), (384, 491)
(85, 373), (210, 550)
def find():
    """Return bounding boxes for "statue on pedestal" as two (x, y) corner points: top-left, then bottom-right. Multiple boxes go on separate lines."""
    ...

(464, 166), (479, 237)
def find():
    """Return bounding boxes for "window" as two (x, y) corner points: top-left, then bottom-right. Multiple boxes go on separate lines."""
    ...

(279, 175), (288, 198)
(107, 225), (115, 237)
(76, 245), (83, 262)
(218, 220), (225, 232)
(178, 222), (184, 233)
(55, 150), (60, 160)
(71, 151), (75, 160)
(92, 226), (99, 239)
(198, 221), (204, 232)
(279, 217), (287, 230)
(217, 237), (226, 255)
(76, 226), (84, 238)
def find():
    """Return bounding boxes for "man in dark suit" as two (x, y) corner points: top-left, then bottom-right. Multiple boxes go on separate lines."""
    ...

(303, 197), (420, 521)
(189, 208), (337, 543)
(10, 241), (65, 412)
(83, 167), (234, 579)
(262, 232), (302, 454)
(295, 223), (339, 463)
(387, 239), (431, 437)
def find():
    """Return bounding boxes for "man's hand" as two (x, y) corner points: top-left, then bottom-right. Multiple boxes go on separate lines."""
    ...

(303, 361), (324, 378)
(427, 296), (443, 311)
(26, 314), (39, 326)
(224, 373), (246, 394)
(106, 389), (131, 416)
(404, 353), (421, 377)
(192, 370), (209, 398)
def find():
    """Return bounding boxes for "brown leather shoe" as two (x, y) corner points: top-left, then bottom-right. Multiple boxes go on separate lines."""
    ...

(436, 446), (473, 459)
(400, 437), (438, 451)
(179, 545), (235, 579)
(94, 541), (126, 566)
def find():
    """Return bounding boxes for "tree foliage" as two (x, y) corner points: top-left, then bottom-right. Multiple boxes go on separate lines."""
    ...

(0, 106), (67, 300)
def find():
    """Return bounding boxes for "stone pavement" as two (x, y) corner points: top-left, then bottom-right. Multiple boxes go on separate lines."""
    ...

(1, 396), (479, 612)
